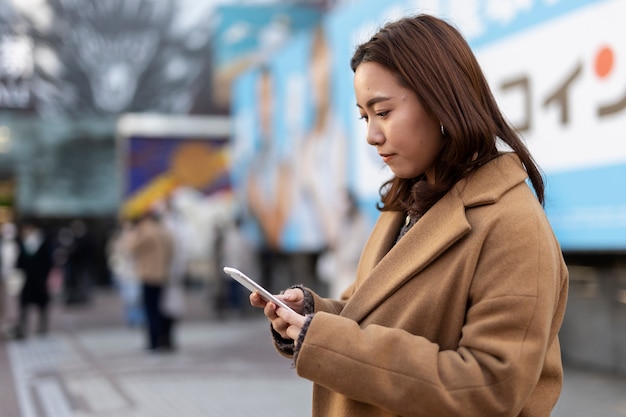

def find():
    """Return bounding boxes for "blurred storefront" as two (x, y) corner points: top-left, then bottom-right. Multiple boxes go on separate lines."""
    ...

(0, 0), (330, 290)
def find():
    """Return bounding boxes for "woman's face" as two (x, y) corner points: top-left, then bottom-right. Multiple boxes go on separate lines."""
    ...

(354, 62), (443, 182)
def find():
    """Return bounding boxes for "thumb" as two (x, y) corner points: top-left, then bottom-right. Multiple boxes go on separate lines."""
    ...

(282, 288), (300, 301)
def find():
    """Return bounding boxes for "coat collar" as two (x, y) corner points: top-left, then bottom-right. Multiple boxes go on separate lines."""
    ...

(456, 152), (529, 208)
(341, 153), (529, 321)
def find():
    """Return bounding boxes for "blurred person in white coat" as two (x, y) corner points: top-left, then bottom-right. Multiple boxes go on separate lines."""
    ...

(219, 214), (258, 316)
(159, 198), (190, 349)
(1, 222), (19, 335)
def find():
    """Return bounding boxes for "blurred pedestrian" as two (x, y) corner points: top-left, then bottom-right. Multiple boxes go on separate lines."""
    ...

(12, 219), (54, 340)
(63, 219), (96, 305)
(160, 198), (190, 349)
(1, 222), (19, 337)
(126, 211), (174, 352)
(217, 215), (258, 317)
(106, 220), (144, 326)
(251, 14), (569, 417)
(317, 190), (371, 299)
(0, 224), (4, 335)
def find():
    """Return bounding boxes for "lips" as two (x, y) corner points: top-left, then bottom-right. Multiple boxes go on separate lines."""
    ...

(379, 153), (394, 163)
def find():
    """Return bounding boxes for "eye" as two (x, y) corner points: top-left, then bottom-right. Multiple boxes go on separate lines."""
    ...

(376, 111), (389, 119)
(358, 114), (369, 122)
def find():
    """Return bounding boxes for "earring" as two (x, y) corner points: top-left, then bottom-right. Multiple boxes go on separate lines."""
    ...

(440, 123), (446, 136)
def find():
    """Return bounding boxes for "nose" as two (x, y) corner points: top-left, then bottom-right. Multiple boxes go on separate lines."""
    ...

(366, 120), (384, 146)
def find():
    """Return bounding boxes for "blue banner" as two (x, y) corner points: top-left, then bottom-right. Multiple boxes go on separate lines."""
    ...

(232, 0), (626, 251)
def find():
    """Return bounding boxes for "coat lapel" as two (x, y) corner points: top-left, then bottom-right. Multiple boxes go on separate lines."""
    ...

(341, 186), (471, 322)
(340, 153), (529, 322)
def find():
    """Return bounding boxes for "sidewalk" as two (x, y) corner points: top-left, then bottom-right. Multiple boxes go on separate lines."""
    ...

(1, 289), (311, 417)
(1, 289), (625, 417)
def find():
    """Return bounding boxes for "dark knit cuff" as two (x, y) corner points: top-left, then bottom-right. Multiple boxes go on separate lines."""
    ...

(271, 324), (295, 356)
(270, 285), (315, 358)
(292, 313), (314, 365)
(289, 285), (315, 314)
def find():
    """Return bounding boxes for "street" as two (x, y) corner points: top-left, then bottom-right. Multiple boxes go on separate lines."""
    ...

(1, 289), (625, 417)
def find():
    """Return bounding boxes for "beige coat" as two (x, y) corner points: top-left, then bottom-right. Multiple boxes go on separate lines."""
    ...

(127, 218), (173, 285)
(295, 153), (569, 417)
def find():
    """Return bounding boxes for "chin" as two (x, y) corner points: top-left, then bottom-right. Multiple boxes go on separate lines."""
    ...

(393, 171), (422, 180)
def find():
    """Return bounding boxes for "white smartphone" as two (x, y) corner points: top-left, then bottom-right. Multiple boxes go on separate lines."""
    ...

(223, 267), (300, 315)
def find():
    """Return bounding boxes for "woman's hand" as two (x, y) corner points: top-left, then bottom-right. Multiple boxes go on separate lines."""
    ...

(250, 288), (307, 342)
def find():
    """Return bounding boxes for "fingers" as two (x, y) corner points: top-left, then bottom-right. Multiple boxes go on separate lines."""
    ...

(275, 307), (306, 341)
(249, 292), (267, 308)
(251, 289), (306, 341)
(266, 302), (291, 338)
(288, 326), (301, 344)
(263, 300), (279, 320)
(276, 306), (306, 327)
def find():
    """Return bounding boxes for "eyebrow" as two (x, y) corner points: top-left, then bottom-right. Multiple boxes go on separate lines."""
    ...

(356, 96), (392, 109)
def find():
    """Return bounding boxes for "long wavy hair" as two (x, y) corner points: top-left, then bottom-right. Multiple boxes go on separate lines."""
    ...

(350, 14), (544, 215)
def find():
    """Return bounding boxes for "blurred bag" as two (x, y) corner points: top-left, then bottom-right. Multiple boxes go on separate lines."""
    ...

(162, 284), (185, 318)
(47, 266), (64, 296)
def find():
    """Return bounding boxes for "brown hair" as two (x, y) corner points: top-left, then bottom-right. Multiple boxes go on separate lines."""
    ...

(350, 14), (544, 215)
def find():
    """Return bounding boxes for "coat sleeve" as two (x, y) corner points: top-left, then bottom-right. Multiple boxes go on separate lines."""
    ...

(294, 203), (567, 417)
(311, 290), (348, 315)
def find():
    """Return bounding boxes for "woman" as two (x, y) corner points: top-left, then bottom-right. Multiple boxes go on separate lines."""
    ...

(251, 14), (568, 417)
(126, 212), (174, 352)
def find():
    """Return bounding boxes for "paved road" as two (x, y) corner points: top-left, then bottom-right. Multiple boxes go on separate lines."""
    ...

(1, 289), (625, 417)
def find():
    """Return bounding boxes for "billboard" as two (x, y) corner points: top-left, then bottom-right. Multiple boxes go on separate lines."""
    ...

(212, 5), (321, 110)
(230, 29), (347, 252)
(117, 114), (231, 220)
(232, 0), (626, 252)
(474, 0), (626, 250)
